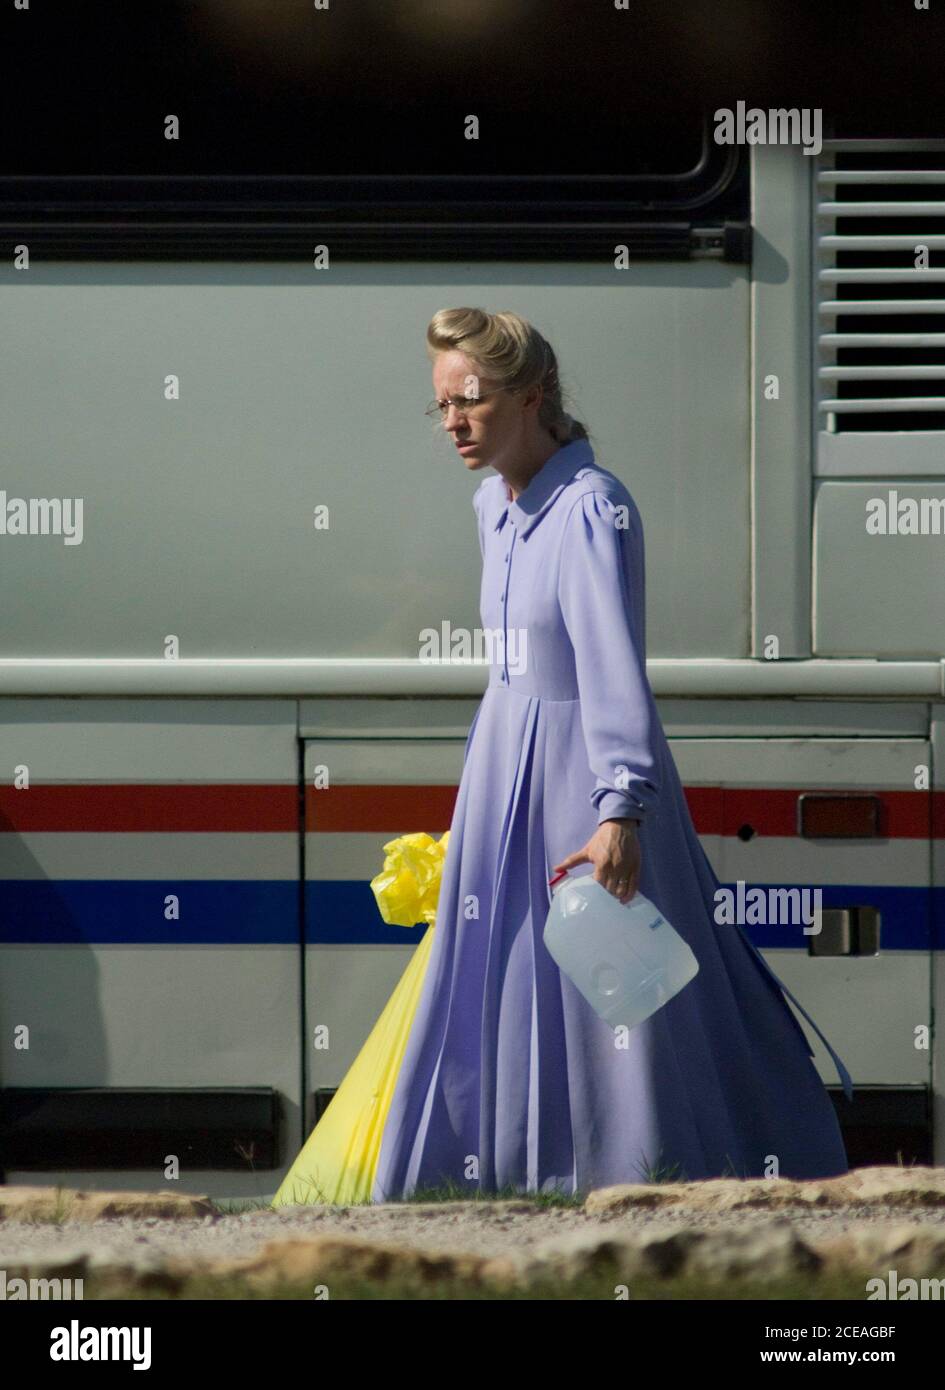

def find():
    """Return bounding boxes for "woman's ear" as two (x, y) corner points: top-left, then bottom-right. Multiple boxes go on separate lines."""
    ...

(521, 382), (543, 415)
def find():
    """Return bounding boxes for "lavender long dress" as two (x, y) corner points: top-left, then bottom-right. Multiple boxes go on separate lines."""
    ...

(371, 439), (851, 1198)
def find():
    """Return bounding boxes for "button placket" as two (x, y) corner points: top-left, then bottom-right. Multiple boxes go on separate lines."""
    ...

(500, 528), (516, 683)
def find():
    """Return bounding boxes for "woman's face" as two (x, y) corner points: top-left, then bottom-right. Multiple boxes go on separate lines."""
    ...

(431, 349), (536, 473)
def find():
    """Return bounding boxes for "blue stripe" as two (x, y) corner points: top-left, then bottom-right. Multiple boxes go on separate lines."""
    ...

(0, 880), (940, 947)
(306, 882), (429, 945)
(721, 884), (934, 951)
(308, 881), (942, 948)
(0, 881), (298, 944)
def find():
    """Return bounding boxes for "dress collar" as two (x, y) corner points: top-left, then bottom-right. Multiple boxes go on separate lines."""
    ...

(494, 439), (594, 538)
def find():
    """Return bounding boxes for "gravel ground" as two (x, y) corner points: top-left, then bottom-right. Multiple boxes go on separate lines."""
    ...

(3, 1201), (945, 1265)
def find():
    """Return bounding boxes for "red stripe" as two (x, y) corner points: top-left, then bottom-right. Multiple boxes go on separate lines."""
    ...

(306, 785), (459, 833)
(309, 784), (935, 837)
(0, 784), (938, 837)
(0, 785), (297, 832)
(688, 788), (933, 839)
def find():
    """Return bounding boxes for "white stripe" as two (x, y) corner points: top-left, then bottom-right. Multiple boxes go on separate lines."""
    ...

(305, 831), (451, 882)
(671, 736), (929, 785)
(709, 834), (927, 887)
(0, 833), (296, 879)
(0, 700), (297, 779)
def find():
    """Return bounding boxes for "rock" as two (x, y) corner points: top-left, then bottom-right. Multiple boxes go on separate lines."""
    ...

(584, 1178), (813, 1215)
(829, 1167), (945, 1208)
(357, 1200), (537, 1221)
(673, 1220), (821, 1282)
(492, 1218), (820, 1289)
(818, 1222), (945, 1278)
(208, 1234), (498, 1289)
(583, 1183), (677, 1215)
(0, 1186), (218, 1223)
(0, 1247), (92, 1281)
(0, 1244), (185, 1295)
(488, 1230), (670, 1288)
(584, 1166), (945, 1216)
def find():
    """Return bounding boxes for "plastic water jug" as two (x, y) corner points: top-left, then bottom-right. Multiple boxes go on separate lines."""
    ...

(543, 871), (699, 1029)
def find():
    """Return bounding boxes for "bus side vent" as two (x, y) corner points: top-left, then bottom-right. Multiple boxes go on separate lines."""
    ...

(814, 138), (945, 473)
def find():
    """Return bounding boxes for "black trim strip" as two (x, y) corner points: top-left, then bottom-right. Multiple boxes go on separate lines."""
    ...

(827, 1085), (932, 1167)
(0, 1088), (280, 1172)
(0, 220), (751, 261)
(0, 130), (749, 261)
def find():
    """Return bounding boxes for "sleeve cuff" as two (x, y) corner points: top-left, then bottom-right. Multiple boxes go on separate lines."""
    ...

(595, 789), (646, 825)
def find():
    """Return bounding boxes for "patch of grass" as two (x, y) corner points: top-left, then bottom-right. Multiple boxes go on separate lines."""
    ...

(402, 1179), (585, 1208)
(21, 1186), (77, 1225)
(210, 1196), (279, 1216)
(636, 1154), (688, 1185)
(257, 1158), (759, 1212)
(636, 1151), (765, 1184)
(82, 1266), (894, 1302)
(243, 1148), (836, 1215)
(265, 1170), (343, 1209)
(265, 1173), (587, 1208)
(718, 1154), (765, 1181)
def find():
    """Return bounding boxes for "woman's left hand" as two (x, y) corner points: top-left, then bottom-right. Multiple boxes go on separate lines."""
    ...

(551, 818), (641, 904)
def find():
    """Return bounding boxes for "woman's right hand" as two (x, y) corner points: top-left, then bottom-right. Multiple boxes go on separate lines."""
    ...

(551, 818), (641, 904)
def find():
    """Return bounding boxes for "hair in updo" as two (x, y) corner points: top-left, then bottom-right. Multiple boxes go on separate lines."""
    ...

(426, 307), (590, 446)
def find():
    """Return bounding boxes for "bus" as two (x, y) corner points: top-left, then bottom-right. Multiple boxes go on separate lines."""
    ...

(1, 123), (942, 1199)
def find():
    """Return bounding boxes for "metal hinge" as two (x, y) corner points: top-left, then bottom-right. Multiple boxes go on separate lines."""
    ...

(691, 221), (752, 261)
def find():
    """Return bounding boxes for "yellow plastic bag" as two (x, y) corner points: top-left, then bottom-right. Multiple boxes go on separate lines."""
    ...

(270, 831), (449, 1207)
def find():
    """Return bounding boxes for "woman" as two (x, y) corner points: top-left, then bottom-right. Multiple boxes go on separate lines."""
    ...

(279, 307), (851, 1205)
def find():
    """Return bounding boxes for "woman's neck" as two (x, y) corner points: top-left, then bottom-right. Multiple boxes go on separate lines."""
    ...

(503, 431), (561, 501)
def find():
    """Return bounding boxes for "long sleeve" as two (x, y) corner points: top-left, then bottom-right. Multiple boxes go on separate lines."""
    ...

(556, 489), (660, 825)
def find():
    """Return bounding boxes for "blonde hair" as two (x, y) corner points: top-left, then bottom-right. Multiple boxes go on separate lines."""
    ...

(426, 307), (590, 446)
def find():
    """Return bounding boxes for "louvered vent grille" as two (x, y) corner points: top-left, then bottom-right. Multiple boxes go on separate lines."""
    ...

(815, 139), (945, 439)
